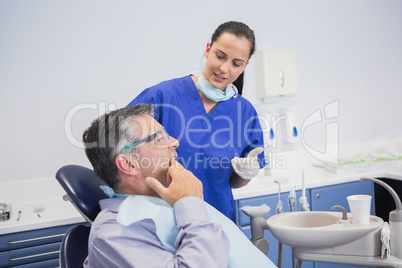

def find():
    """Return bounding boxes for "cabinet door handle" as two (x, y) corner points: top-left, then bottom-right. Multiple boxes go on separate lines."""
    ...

(9, 250), (60, 262)
(8, 233), (65, 245)
(316, 194), (320, 198)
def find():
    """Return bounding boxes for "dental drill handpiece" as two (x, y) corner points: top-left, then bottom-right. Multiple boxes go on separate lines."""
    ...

(274, 181), (283, 214)
(288, 186), (296, 212)
(299, 169), (310, 211)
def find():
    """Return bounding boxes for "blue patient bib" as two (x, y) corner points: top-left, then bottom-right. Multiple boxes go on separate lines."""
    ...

(117, 195), (276, 268)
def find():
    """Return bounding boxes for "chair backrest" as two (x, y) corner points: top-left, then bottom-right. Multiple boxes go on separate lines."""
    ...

(56, 164), (109, 222)
(59, 224), (91, 268)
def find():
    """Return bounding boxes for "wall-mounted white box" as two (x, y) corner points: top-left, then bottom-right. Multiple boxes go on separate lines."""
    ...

(281, 109), (299, 144)
(259, 112), (278, 148)
(255, 49), (298, 98)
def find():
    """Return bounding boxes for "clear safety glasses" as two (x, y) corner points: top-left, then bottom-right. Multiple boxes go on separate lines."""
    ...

(120, 128), (171, 154)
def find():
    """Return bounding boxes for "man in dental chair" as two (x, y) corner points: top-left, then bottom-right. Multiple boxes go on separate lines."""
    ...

(82, 104), (276, 268)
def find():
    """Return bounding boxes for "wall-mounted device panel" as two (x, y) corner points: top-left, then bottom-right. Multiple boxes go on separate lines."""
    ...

(255, 49), (297, 98)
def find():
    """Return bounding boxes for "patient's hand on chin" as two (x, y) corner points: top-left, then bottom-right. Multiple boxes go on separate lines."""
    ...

(146, 158), (204, 207)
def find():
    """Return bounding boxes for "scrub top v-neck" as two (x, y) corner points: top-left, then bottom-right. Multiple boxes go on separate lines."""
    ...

(127, 75), (265, 221)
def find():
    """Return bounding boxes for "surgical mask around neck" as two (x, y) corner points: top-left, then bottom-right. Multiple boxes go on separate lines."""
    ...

(196, 75), (237, 102)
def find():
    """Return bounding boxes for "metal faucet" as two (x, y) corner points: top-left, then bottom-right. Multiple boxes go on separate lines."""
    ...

(331, 205), (348, 220)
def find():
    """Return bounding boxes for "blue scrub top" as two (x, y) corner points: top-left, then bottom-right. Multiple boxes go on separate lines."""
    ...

(128, 75), (265, 221)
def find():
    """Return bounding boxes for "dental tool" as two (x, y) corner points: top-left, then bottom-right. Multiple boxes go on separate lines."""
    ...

(299, 169), (310, 211)
(274, 180), (283, 268)
(360, 177), (402, 260)
(0, 203), (12, 221)
(288, 185), (296, 212)
(274, 181), (283, 214)
(287, 186), (298, 268)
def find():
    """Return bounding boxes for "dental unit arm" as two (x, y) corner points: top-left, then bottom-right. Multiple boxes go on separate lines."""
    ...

(241, 177), (402, 267)
(360, 177), (402, 259)
(240, 204), (271, 255)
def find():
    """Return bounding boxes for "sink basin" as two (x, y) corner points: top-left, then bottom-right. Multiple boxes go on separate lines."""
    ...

(279, 212), (339, 228)
(267, 211), (383, 256)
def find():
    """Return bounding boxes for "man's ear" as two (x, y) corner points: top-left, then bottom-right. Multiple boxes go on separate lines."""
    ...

(115, 154), (138, 175)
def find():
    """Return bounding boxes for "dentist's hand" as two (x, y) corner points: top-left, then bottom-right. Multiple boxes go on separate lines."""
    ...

(231, 147), (264, 180)
(146, 158), (204, 207)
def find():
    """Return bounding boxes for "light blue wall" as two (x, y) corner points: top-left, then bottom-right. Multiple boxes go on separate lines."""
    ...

(1, 0), (401, 181)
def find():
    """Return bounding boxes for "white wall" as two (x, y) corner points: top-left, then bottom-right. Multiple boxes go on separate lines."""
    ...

(1, 0), (402, 181)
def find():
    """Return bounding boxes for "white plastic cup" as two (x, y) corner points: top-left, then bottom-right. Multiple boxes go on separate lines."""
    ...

(347, 195), (372, 224)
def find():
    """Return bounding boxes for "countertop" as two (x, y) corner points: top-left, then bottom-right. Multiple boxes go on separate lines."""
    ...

(1, 139), (401, 235)
(233, 139), (402, 199)
(232, 164), (402, 200)
(0, 177), (85, 235)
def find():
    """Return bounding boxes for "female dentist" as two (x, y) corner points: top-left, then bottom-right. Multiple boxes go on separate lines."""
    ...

(127, 21), (265, 221)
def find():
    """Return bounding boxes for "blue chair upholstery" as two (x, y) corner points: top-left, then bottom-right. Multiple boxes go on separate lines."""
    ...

(56, 164), (109, 222)
(56, 164), (109, 268)
(60, 224), (91, 268)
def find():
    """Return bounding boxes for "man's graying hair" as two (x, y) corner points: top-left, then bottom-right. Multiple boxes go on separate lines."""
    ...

(82, 104), (153, 190)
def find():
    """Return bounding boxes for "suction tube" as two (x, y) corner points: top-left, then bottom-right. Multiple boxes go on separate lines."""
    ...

(360, 177), (401, 211)
(360, 177), (402, 259)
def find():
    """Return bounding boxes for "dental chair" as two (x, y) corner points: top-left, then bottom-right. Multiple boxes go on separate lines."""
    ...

(59, 224), (91, 268)
(56, 165), (109, 268)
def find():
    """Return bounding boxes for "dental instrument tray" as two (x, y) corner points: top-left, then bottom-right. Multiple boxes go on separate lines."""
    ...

(0, 203), (12, 221)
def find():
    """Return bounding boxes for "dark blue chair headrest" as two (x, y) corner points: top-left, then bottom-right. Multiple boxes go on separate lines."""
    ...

(56, 165), (109, 222)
